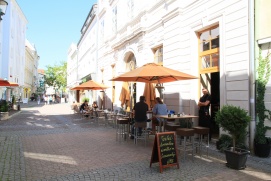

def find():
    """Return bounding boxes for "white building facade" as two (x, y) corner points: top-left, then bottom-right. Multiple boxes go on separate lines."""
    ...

(95, 0), (251, 118)
(67, 43), (78, 103)
(67, 5), (99, 104)
(0, 0), (27, 101)
(68, 0), (268, 147)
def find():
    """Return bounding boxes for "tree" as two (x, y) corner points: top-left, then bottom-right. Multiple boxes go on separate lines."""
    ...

(44, 61), (67, 96)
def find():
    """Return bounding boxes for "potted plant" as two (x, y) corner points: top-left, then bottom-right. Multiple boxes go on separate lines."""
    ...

(81, 97), (90, 103)
(11, 95), (16, 110)
(0, 100), (9, 120)
(215, 105), (251, 170)
(216, 134), (232, 152)
(255, 50), (271, 157)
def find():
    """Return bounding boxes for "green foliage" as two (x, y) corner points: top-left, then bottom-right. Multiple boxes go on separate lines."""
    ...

(215, 105), (250, 150)
(81, 97), (90, 103)
(0, 100), (8, 112)
(255, 49), (271, 144)
(216, 134), (248, 152)
(44, 61), (67, 93)
(217, 134), (232, 152)
(11, 95), (15, 105)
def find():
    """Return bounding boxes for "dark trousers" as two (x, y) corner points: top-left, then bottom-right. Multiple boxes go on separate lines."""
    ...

(199, 111), (212, 140)
(131, 121), (145, 135)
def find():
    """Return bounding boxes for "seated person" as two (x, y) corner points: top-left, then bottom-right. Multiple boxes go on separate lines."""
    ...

(130, 96), (148, 139)
(80, 100), (89, 113)
(152, 97), (168, 133)
(92, 101), (98, 109)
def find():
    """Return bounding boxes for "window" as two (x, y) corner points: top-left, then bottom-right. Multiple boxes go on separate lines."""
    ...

(127, 0), (134, 20)
(99, 20), (104, 44)
(153, 46), (163, 65)
(198, 26), (219, 73)
(112, 6), (117, 33)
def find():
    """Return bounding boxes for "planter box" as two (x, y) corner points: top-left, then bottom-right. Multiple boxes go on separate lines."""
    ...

(254, 140), (271, 158)
(225, 148), (250, 170)
(13, 105), (17, 110)
(0, 112), (9, 121)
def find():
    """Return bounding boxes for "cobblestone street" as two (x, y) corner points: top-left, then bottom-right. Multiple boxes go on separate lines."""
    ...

(0, 102), (270, 181)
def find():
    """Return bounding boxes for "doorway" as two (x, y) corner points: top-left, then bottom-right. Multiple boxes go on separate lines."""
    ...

(199, 72), (220, 139)
(210, 72), (220, 138)
(124, 52), (136, 111)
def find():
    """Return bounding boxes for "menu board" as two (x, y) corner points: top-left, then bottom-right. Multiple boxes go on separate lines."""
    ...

(150, 132), (179, 173)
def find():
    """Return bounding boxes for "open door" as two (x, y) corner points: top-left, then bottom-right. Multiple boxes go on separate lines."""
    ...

(199, 72), (220, 139)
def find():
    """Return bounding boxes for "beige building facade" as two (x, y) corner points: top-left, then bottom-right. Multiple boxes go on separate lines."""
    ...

(24, 39), (39, 100)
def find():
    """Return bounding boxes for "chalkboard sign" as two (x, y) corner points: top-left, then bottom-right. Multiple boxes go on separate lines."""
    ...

(150, 132), (179, 173)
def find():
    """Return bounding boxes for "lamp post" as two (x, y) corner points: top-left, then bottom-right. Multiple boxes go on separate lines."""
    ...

(100, 68), (105, 109)
(0, 0), (8, 21)
(155, 83), (165, 100)
(111, 63), (116, 111)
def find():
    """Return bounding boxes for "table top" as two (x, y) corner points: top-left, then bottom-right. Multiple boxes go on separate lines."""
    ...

(155, 114), (198, 119)
(93, 110), (104, 112)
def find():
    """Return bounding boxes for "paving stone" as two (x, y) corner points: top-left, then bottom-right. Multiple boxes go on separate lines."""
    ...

(0, 102), (270, 180)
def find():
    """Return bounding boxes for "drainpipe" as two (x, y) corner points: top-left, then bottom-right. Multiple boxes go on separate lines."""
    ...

(249, 0), (256, 151)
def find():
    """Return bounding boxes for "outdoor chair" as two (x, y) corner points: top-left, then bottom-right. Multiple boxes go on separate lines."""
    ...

(104, 112), (114, 127)
(116, 118), (129, 142)
(176, 128), (196, 161)
(133, 122), (148, 146)
(95, 111), (106, 126)
(193, 126), (210, 157)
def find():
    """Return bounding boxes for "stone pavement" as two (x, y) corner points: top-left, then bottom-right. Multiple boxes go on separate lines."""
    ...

(0, 101), (270, 181)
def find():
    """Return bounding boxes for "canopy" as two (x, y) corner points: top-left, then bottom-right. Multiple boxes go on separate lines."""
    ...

(119, 82), (130, 111)
(0, 79), (19, 87)
(143, 83), (156, 108)
(71, 80), (109, 91)
(110, 63), (198, 83)
(8, 82), (19, 87)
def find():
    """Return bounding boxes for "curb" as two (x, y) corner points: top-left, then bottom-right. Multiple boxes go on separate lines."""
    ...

(7, 111), (21, 120)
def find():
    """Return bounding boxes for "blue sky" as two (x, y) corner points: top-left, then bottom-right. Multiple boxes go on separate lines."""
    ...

(16, 0), (97, 70)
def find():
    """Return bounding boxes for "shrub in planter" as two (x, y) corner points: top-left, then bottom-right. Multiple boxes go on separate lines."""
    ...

(216, 133), (248, 153)
(255, 50), (271, 157)
(215, 105), (251, 169)
(11, 95), (15, 106)
(0, 100), (8, 112)
(216, 134), (232, 152)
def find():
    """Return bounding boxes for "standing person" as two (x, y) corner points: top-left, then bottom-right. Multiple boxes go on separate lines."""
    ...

(198, 87), (212, 140)
(130, 96), (149, 139)
(37, 95), (40, 105)
(49, 96), (52, 104)
(151, 97), (168, 134)
(44, 96), (47, 105)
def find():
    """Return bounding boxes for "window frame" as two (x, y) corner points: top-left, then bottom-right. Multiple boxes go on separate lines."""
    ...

(198, 25), (219, 74)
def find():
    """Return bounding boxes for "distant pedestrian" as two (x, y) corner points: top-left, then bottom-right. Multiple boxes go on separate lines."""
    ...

(49, 96), (52, 104)
(37, 95), (40, 105)
(44, 96), (47, 105)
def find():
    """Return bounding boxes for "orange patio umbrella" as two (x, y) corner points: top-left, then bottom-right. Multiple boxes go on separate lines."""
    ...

(143, 83), (156, 108)
(110, 63), (198, 83)
(119, 82), (130, 111)
(71, 80), (109, 90)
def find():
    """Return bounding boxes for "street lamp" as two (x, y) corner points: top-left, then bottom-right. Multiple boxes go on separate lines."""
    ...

(155, 83), (165, 100)
(0, 0), (8, 21)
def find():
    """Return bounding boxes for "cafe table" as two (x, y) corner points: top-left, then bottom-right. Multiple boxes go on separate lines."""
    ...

(155, 114), (198, 132)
